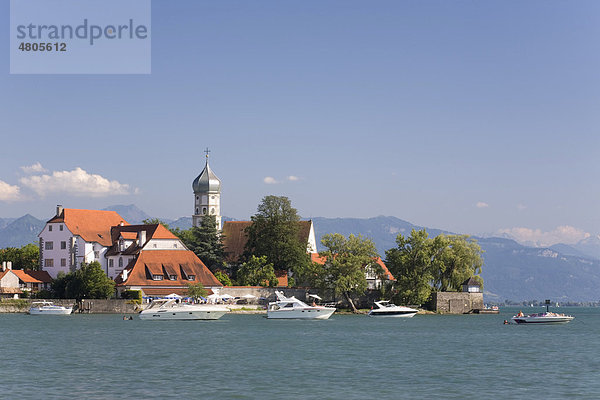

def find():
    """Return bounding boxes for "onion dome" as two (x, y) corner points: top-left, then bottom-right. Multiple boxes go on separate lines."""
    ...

(192, 154), (221, 194)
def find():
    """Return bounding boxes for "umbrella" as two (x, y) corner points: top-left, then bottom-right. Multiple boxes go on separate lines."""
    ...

(165, 293), (182, 299)
(207, 294), (221, 301)
(242, 294), (257, 299)
(220, 294), (234, 299)
(308, 294), (322, 300)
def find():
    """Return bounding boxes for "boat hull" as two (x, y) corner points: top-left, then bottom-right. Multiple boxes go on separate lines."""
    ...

(28, 307), (72, 315)
(511, 316), (574, 324)
(367, 310), (417, 318)
(267, 307), (335, 320)
(139, 306), (228, 320)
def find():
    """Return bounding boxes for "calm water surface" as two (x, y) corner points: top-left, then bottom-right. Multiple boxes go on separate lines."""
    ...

(1, 307), (598, 399)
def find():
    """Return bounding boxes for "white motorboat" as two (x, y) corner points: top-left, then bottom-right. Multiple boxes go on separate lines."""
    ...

(511, 311), (574, 324)
(367, 301), (418, 318)
(267, 291), (335, 319)
(139, 299), (229, 320)
(28, 301), (73, 315)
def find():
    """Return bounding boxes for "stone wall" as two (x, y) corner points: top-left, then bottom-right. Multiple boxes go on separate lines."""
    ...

(429, 292), (484, 314)
(0, 298), (138, 314)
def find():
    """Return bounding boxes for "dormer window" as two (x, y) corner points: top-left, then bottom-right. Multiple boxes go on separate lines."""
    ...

(169, 274), (177, 280)
(187, 275), (195, 281)
(59, 224), (63, 231)
(49, 225), (53, 232)
(152, 274), (164, 281)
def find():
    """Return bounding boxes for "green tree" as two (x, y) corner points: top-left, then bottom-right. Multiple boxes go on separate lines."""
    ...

(142, 218), (171, 231)
(213, 270), (232, 286)
(179, 215), (225, 272)
(312, 233), (379, 313)
(52, 262), (115, 300)
(385, 229), (484, 306)
(430, 234), (484, 292)
(0, 243), (40, 270)
(237, 255), (278, 287)
(186, 282), (208, 301)
(244, 195), (310, 280)
(385, 229), (435, 305)
(19, 243), (40, 270)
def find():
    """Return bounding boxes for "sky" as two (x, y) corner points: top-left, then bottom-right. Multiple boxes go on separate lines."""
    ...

(0, 0), (599, 246)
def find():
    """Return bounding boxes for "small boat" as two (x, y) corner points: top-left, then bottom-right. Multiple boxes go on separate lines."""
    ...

(367, 301), (418, 318)
(139, 299), (229, 320)
(511, 301), (574, 324)
(28, 301), (73, 315)
(267, 291), (335, 319)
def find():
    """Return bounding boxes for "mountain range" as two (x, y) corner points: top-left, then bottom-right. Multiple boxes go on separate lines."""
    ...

(1, 204), (599, 302)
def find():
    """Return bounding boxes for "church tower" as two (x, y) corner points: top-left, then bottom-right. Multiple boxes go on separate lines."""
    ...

(192, 149), (222, 230)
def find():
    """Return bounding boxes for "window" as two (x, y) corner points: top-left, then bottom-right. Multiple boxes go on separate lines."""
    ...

(45, 242), (53, 250)
(60, 258), (66, 267)
(61, 241), (66, 250)
(59, 224), (63, 231)
(196, 208), (199, 214)
(44, 259), (54, 268)
(153, 243), (157, 248)
(211, 208), (215, 214)
(169, 274), (177, 280)
(187, 275), (195, 281)
(202, 207), (207, 215)
(174, 243), (178, 248)
(94, 251), (99, 259)
(152, 274), (164, 281)
(119, 257), (123, 268)
(48, 225), (52, 232)
(109, 259), (114, 268)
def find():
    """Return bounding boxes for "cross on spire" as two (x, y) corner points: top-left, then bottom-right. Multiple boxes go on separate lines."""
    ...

(204, 148), (211, 159)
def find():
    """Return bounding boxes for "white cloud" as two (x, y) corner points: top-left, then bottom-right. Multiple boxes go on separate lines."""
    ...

(287, 175), (300, 182)
(476, 202), (489, 208)
(263, 176), (279, 184)
(497, 226), (591, 246)
(19, 167), (131, 197)
(0, 180), (21, 201)
(20, 162), (48, 174)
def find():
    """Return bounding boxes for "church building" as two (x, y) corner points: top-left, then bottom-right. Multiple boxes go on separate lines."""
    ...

(192, 149), (222, 230)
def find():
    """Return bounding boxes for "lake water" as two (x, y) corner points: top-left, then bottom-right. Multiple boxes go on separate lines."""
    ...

(2, 307), (599, 399)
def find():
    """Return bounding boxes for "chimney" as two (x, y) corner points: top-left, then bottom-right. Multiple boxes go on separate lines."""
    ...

(139, 230), (146, 247)
(56, 205), (63, 216)
(122, 269), (129, 281)
(2, 261), (6, 272)
(119, 221), (124, 226)
(7, 261), (12, 270)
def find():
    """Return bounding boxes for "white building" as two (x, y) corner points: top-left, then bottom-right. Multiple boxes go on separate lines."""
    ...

(192, 150), (222, 230)
(38, 206), (128, 279)
(105, 223), (188, 280)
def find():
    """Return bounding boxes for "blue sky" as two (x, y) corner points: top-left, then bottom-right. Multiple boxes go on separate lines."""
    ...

(1, 0), (598, 246)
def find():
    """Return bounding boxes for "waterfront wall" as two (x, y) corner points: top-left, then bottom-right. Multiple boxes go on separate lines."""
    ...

(429, 292), (484, 314)
(0, 298), (138, 314)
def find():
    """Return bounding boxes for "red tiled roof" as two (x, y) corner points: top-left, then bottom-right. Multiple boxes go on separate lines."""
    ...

(11, 270), (41, 283)
(47, 209), (129, 246)
(275, 270), (288, 287)
(23, 270), (52, 283)
(110, 224), (178, 245)
(221, 220), (313, 264)
(310, 254), (395, 281)
(117, 250), (222, 288)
